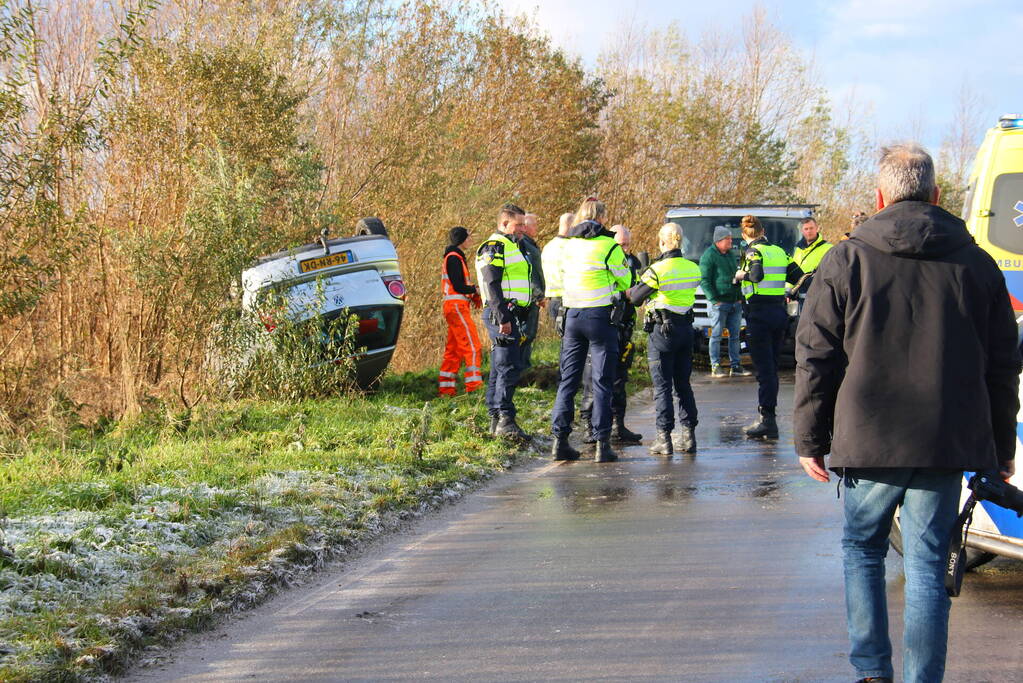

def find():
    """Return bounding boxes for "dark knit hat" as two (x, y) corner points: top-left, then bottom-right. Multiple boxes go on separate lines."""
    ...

(713, 225), (732, 243)
(448, 226), (469, 246)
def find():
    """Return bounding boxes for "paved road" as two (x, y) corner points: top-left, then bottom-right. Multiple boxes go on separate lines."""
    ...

(134, 374), (1023, 682)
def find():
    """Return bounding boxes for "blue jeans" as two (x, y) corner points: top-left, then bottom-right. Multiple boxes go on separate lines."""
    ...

(708, 301), (742, 366)
(551, 306), (618, 440)
(842, 468), (962, 683)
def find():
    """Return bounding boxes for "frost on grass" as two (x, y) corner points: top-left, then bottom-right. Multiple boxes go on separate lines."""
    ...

(0, 428), (528, 677)
(0, 465), (484, 633)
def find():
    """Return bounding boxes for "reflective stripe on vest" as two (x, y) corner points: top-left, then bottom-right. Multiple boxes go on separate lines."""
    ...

(640, 256), (701, 314)
(741, 243), (788, 299)
(442, 251), (471, 302)
(561, 235), (628, 308)
(475, 233), (531, 307)
(793, 236), (832, 273)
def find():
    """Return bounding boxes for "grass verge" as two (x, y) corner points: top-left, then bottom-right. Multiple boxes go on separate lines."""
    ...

(0, 342), (570, 681)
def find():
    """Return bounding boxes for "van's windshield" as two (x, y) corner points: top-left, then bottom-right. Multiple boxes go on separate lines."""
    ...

(669, 216), (804, 261)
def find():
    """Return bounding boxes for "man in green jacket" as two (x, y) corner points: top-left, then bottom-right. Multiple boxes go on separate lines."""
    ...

(699, 226), (751, 378)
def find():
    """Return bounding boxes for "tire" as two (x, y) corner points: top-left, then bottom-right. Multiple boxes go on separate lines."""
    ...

(889, 510), (996, 571)
(356, 217), (388, 237)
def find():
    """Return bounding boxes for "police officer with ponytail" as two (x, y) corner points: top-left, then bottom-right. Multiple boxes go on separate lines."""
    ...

(550, 198), (633, 463)
(733, 215), (803, 439)
(629, 223), (702, 455)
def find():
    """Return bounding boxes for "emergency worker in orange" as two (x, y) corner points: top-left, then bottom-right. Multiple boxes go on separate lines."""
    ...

(439, 226), (484, 395)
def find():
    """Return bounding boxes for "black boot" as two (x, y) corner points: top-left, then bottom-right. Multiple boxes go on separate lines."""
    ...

(594, 439), (619, 463)
(495, 415), (530, 442)
(489, 414), (499, 436)
(744, 408), (779, 439)
(676, 425), (697, 453)
(612, 416), (642, 443)
(581, 417), (597, 444)
(650, 431), (673, 455)
(551, 435), (581, 461)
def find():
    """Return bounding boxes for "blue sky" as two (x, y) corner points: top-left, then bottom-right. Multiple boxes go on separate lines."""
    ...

(497, 0), (1023, 150)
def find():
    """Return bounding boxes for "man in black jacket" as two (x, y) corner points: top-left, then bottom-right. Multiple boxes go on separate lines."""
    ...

(794, 143), (1020, 683)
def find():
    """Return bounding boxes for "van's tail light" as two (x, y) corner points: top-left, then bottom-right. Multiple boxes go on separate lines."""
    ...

(382, 275), (406, 300)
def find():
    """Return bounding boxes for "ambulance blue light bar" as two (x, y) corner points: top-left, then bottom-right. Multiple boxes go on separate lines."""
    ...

(998, 113), (1023, 129)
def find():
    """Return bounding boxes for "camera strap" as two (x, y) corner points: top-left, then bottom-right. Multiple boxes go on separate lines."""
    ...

(944, 493), (978, 597)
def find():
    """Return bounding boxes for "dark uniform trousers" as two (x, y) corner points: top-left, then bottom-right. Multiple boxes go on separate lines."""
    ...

(647, 311), (698, 433)
(520, 303), (541, 371)
(580, 330), (633, 421)
(552, 306), (618, 440)
(745, 303), (787, 411)
(482, 313), (523, 419)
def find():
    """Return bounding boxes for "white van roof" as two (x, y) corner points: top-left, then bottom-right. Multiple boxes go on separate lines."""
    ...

(665, 204), (816, 220)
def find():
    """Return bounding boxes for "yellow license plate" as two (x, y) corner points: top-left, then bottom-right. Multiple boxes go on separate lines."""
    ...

(299, 250), (353, 274)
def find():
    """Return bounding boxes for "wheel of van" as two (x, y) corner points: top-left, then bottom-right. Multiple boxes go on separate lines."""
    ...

(889, 509), (996, 571)
(356, 217), (388, 238)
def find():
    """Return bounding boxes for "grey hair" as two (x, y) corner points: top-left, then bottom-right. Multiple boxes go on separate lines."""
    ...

(878, 142), (936, 203)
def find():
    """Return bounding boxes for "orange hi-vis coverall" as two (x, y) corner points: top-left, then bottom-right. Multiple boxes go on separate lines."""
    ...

(439, 248), (483, 395)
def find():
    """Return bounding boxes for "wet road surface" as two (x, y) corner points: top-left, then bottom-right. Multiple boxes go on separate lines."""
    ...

(133, 373), (1023, 682)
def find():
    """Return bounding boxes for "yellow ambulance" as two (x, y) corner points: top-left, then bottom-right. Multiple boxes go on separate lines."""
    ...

(964, 113), (1023, 313)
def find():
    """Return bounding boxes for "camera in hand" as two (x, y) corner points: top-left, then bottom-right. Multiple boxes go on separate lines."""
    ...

(968, 470), (1023, 516)
(945, 470), (1023, 597)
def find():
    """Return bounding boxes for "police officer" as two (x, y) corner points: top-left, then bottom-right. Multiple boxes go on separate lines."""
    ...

(733, 215), (803, 439)
(790, 217), (832, 309)
(518, 213), (546, 370)
(542, 212), (575, 329)
(476, 203), (531, 441)
(550, 198), (633, 463)
(629, 223), (702, 455)
(580, 225), (643, 444)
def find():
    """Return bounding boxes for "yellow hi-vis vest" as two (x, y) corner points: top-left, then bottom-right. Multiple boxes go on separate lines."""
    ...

(560, 235), (632, 308)
(541, 237), (566, 298)
(475, 233), (531, 307)
(793, 235), (833, 274)
(640, 256), (702, 313)
(741, 243), (788, 299)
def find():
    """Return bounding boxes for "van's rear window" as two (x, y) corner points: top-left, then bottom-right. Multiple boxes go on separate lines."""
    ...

(988, 172), (1023, 255)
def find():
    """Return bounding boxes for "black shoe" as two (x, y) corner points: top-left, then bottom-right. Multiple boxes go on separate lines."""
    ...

(581, 419), (597, 444)
(594, 439), (618, 463)
(744, 408), (779, 439)
(612, 417), (642, 443)
(551, 435), (581, 461)
(495, 415), (530, 442)
(489, 415), (499, 436)
(854, 678), (893, 683)
(676, 425), (696, 453)
(729, 365), (752, 377)
(650, 431), (673, 455)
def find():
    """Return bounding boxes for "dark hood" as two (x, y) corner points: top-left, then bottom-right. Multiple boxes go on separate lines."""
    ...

(853, 201), (974, 258)
(567, 220), (613, 239)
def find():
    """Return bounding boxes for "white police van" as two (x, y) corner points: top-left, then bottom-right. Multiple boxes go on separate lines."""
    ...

(240, 218), (406, 388)
(662, 203), (815, 360)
